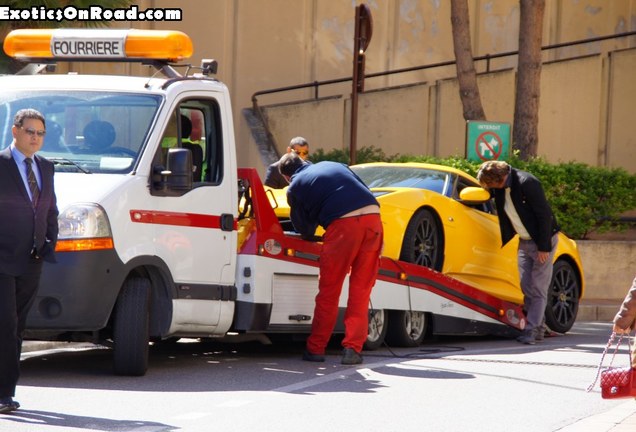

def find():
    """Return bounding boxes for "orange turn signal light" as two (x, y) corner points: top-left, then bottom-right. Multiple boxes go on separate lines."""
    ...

(55, 238), (114, 252)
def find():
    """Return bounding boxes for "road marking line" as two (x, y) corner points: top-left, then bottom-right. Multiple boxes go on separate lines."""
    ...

(172, 412), (212, 420)
(263, 367), (304, 374)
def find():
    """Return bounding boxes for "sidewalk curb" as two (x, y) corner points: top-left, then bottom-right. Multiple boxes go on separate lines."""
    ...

(558, 400), (636, 431)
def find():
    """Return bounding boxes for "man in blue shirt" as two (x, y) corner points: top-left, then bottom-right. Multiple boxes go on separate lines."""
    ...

(279, 152), (383, 364)
(0, 109), (58, 413)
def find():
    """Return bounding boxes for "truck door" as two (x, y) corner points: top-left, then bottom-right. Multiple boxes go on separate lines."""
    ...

(147, 98), (236, 298)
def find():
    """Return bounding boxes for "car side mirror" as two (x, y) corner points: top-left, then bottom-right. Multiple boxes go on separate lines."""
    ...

(459, 186), (490, 204)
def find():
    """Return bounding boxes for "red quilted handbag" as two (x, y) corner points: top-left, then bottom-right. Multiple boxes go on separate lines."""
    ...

(600, 366), (636, 399)
(588, 332), (636, 399)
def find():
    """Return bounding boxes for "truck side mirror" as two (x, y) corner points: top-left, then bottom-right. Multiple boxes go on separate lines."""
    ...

(166, 148), (193, 191)
(153, 148), (193, 194)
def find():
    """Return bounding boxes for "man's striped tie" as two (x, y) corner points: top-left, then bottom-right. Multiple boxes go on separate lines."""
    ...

(25, 158), (40, 206)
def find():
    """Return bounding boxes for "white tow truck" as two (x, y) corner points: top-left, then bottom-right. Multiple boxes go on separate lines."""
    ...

(1, 29), (525, 376)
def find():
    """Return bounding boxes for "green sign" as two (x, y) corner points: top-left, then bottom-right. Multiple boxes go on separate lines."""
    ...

(466, 121), (510, 162)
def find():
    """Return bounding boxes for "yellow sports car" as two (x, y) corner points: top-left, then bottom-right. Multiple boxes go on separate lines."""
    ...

(266, 162), (584, 334)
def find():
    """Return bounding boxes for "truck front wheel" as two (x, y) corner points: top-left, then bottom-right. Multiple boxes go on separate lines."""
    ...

(113, 277), (151, 376)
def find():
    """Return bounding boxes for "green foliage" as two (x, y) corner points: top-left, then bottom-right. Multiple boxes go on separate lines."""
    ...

(308, 146), (398, 164)
(311, 146), (636, 240)
(492, 155), (636, 238)
(520, 160), (636, 239)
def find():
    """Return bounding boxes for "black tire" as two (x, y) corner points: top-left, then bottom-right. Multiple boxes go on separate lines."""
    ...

(113, 277), (151, 376)
(364, 309), (388, 350)
(399, 208), (444, 271)
(385, 310), (428, 347)
(544, 260), (580, 333)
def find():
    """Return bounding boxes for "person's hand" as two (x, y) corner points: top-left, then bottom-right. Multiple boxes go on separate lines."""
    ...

(537, 251), (550, 264)
(613, 323), (631, 334)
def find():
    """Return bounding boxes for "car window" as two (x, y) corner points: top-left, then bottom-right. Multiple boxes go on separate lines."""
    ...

(351, 165), (450, 195)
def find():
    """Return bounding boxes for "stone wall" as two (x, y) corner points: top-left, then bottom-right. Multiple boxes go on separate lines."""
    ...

(576, 240), (636, 322)
(260, 48), (636, 176)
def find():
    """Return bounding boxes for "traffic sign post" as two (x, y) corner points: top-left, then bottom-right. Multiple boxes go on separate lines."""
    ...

(466, 121), (510, 162)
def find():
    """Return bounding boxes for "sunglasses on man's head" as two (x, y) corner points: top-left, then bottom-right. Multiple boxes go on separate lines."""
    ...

(21, 126), (46, 137)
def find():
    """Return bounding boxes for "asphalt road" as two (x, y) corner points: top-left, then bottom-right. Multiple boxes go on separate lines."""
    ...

(2, 322), (635, 432)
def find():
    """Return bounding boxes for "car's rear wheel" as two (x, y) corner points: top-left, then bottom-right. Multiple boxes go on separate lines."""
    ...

(386, 310), (428, 347)
(544, 260), (580, 333)
(399, 208), (444, 271)
(364, 308), (387, 350)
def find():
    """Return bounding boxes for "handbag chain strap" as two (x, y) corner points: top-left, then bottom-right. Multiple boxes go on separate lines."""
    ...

(586, 331), (633, 393)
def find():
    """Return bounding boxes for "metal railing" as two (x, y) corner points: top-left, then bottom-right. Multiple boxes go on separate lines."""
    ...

(251, 30), (636, 109)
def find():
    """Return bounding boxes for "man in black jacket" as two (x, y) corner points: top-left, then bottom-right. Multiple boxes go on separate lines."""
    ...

(477, 160), (559, 345)
(264, 136), (310, 189)
(0, 109), (59, 413)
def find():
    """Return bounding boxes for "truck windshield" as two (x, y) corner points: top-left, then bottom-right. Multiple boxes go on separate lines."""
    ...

(0, 91), (161, 174)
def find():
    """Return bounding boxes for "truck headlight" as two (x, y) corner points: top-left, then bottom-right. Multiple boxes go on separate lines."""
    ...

(56, 204), (114, 251)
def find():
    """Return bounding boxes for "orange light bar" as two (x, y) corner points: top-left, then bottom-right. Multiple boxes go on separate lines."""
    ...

(125, 29), (192, 61)
(3, 28), (193, 62)
(55, 238), (114, 252)
(3, 29), (51, 59)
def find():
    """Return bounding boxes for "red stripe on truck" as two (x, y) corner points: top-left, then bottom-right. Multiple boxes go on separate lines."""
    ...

(130, 209), (236, 229)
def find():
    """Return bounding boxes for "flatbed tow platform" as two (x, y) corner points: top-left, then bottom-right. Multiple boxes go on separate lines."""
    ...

(235, 168), (525, 347)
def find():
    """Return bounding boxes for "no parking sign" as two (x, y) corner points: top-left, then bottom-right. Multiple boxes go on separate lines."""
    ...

(466, 121), (510, 162)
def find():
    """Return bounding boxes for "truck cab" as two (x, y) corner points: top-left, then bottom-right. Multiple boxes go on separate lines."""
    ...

(1, 29), (239, 375)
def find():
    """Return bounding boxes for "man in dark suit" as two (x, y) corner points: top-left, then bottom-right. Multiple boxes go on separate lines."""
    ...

(477, 160), (559, 345)
(0, 109), (59, 414)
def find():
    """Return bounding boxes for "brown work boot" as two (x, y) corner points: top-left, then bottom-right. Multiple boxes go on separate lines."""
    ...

(516, 328), (537, 345)
(302, 350), (325, 362)
(341, 348), (363, 365)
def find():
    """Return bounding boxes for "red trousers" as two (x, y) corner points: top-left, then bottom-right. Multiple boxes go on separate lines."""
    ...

(306, 214), (383, 354)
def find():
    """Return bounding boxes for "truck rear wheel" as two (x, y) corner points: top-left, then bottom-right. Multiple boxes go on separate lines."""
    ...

(113, 277), (151, 376)
(364, 309), (387, 350)
(386, 310), (428, 347)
